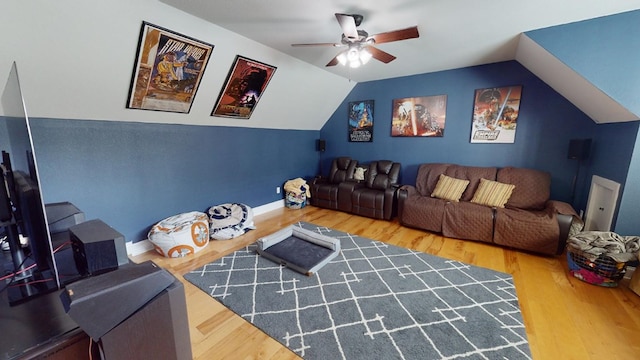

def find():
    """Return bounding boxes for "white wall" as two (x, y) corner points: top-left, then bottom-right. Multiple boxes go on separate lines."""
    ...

(0, 0), (354, 130)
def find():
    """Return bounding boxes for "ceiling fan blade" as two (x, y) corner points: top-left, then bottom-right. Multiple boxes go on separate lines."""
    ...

(367, 46), (396, 64)
(291, 42), (344, 47)
(370, 26), (419, 44)
(326, 50), (345, 67)
(335, 13), (359, 41)
(326, 57), (339, 67)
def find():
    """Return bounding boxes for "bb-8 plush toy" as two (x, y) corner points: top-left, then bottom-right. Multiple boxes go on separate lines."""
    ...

(148, 211), (210, 258)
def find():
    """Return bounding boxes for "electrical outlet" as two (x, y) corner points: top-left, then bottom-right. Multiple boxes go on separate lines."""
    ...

(276, 186), (281, 194)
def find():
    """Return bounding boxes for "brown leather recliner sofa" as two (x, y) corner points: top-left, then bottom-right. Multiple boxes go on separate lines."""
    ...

(397, 163), (582, 255)
(343, 160), (401, 220)
(310, 157), (358, 210)
(310, 158), (401, 220)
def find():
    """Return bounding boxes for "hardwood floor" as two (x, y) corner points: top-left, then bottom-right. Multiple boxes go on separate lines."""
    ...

(131, 206), (640, 359)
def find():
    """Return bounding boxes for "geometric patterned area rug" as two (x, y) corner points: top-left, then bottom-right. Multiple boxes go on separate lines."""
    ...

(184, 222), (532, 360)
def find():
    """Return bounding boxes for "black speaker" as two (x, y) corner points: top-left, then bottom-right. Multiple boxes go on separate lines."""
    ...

(45, 201), (85, 234)
(316, 139), (326, 152)
(568, 138), (592, 160)
(60, 261), (175, 340)
(100, 279), (192, 360)
(69, 219), (128, 276)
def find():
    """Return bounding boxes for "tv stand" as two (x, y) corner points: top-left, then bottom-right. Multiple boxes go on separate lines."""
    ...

(0, 287), (93, 360)
(1, 220), (58, 306)
(6, 268), (58, 306)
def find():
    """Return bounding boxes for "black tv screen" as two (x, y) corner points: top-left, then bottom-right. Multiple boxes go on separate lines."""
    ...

(1, 62), (60, 304)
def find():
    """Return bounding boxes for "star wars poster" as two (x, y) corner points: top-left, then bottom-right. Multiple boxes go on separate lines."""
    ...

(211, 56), (277, 119)
(391, 95), (447, 137)
(348, 100), (374, 142)
(127, 22), (214, 113)
(470, 85), (522, 143)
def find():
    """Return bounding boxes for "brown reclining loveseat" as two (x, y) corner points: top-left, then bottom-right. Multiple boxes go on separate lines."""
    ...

(342, 160), (401, 220)
(310, 157), (358, 210)
(310, 158), (401, 220)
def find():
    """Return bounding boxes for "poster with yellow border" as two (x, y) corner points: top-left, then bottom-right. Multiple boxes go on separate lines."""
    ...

(127, 22), (214, 113)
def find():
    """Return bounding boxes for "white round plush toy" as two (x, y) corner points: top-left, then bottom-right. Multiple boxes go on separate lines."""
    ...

(208, 203), (255, 240)
(148, 211), (210, 258)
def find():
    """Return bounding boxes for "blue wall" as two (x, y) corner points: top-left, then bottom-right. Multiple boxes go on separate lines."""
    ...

(23, 119), (319, 242)
(586, 122), (638, 229)
(616, 132), (640, 235)
(320, 61), (637, 215)
(526, 10), (640, 234)
(526, 10), (640, 116)
(3, 62), (638, 243)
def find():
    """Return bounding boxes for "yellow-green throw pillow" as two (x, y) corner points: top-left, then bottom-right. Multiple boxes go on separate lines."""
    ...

(431, 174), (470, 202)
(471, 178), (516, 208)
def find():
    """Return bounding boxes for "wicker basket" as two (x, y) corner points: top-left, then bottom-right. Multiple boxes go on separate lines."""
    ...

(285, 191), (306, 209)
(567, 247), (627, 287)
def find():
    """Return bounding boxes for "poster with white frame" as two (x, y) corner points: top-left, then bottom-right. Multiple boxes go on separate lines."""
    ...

(470, 85), (522, 143)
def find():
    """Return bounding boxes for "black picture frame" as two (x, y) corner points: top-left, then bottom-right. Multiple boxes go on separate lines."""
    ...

(126, 22), (214, 113)
(348, 100), (374, 142)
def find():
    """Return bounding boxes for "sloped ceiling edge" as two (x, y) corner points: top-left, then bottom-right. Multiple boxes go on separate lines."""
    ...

(515, 34), (639, 124)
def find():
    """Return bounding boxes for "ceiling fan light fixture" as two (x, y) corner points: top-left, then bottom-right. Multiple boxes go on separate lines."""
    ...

(359, 48), (372, 64)
(347, 48), (359, 62)
(294, 13), (419, 69)
(337, 52), (348, 65)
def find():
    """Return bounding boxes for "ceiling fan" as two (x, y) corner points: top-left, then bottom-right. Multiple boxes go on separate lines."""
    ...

(292, 13), (419, 68)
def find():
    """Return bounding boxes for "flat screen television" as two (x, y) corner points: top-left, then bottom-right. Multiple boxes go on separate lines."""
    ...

(1, 62), (60, 305)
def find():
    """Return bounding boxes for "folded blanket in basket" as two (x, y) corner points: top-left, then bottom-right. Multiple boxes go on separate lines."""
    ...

(567, 231), (640, 262)
(284, 177), (310, 197)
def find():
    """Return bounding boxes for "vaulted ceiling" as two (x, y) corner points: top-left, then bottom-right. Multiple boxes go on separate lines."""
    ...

(159, 0), (640, 124)
(3, 1), (638, 129)
(160, 0), (640, 83)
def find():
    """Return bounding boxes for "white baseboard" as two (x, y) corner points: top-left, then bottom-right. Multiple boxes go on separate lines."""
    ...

(252, 199), (285, 215)
(126, 239), (155, 257)
(125, 200), (285, 257)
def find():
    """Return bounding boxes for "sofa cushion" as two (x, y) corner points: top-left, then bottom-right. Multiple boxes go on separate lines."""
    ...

(442, 201), (495, 243)
(431, 174), (469, 202)
(494, 207), (559, 255)
(470, 178), (515, 208)
(329, 157), (358, 183)
(400, 195), (446, 233)
(497, 167), (550, 210)
(415, 163), (452, 196)
(351, 188), (386, 219)
(444, 165), (498, 202)
(366, 160), (400, 190)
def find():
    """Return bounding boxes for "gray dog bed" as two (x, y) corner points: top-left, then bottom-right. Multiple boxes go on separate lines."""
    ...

(257, 225), (340, 276)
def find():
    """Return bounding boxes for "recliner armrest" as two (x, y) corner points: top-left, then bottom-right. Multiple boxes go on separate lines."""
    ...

(556, 213), (573, 255)
(312, 176), (329, 185)
(397, 185), (416, 221)
(546, 200), (582, 255)
(384, 184), (402, 220)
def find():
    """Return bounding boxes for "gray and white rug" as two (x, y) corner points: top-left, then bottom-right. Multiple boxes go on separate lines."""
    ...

(184, 222), (531, 360)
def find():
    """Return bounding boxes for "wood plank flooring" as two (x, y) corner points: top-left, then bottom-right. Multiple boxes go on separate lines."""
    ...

(131, 206), (640, 359)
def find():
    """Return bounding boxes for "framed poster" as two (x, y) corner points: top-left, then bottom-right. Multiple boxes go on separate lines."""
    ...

(348, 100), (374, 142)
(211, 56), (277, 119)
(391, 95), (447, 137)
(470, 85), (523, 143)
(126, 22), (214, 113)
